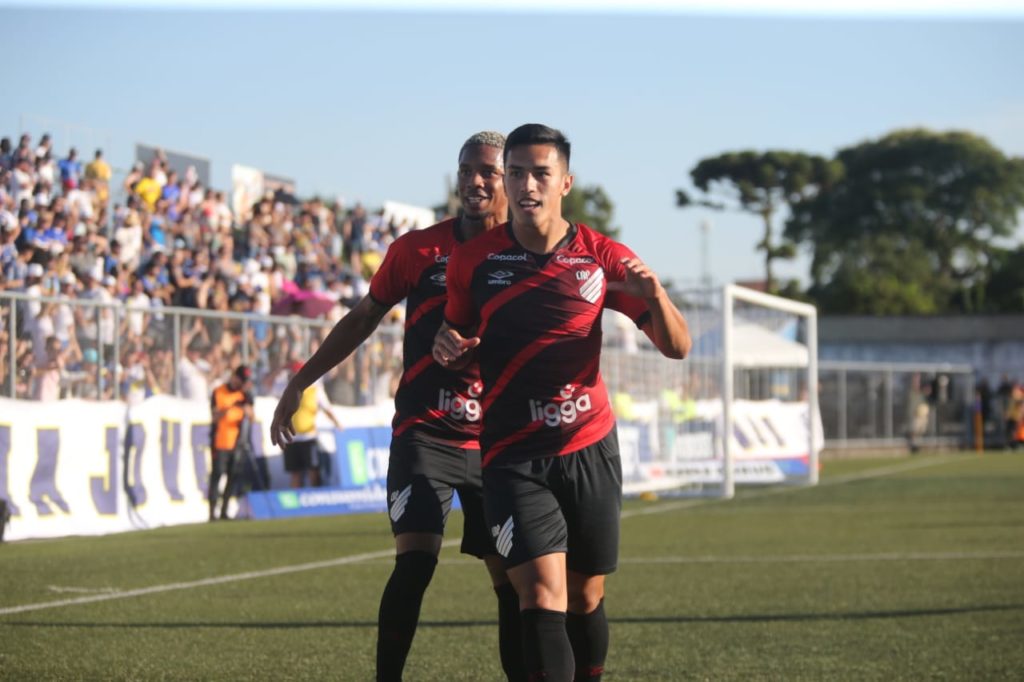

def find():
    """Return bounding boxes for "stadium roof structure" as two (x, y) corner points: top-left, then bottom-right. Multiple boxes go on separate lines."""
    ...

(820, 315), (1024, 344)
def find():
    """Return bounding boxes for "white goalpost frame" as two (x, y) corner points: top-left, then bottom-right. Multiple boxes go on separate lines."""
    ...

(720, 284), (819, 499)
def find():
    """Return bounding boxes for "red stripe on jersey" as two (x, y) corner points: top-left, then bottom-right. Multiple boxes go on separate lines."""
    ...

(398, 354), (435, 390)
(482, 306), (598, 412)
(477, 272), (552, 339)
(406, 293), (445, 330)
(558, 417), (614, 455)
(394, 412), (480, 449)
(481, 420), (545, 466)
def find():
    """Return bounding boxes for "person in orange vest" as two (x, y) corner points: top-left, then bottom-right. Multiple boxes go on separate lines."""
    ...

(209, 365), (254, 521)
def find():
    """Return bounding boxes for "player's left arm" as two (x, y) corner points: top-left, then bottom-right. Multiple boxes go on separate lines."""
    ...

(607, 255), (692, 360)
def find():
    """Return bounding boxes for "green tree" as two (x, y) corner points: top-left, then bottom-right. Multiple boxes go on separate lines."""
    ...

(983, 246), (1024, 312)
(564, 183), (619, 238)
(677, 151), (840, 292)
(787, 129), (1024, 314)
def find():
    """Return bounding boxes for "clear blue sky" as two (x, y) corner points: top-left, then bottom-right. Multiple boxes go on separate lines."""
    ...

(2, 2), (1022, 289)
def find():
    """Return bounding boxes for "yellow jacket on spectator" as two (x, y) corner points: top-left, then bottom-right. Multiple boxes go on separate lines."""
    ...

(135, 176), (163, 211)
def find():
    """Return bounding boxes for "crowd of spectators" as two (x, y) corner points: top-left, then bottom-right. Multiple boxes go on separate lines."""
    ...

(1, 132), (411, 404)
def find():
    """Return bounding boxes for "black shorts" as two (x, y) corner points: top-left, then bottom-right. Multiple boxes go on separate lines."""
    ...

(386, 430), (494, 559)
(283, 439), (319, 472)
(482, 428), (622, 575)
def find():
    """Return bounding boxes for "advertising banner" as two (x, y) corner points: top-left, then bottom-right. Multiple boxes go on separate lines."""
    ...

(0, 394), (821, 540)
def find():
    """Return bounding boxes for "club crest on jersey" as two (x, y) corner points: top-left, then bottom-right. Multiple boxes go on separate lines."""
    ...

(488, 270), (514, 286)
(430, 272), (447, 286)
(579, 267), (605, 303)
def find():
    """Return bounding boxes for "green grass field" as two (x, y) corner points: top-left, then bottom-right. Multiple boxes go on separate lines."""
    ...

(2, 453), (1022, 681)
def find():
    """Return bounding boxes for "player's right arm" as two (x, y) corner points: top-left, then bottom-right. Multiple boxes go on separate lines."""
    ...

(270, 294), (391, 446)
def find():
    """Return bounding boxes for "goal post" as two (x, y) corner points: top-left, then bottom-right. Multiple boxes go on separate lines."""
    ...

(721, 284), (819, 498)
(605, 284), (821, 500)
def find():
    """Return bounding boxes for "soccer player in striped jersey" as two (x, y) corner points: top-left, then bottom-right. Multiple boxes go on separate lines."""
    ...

(270, 131), (524, 682)
(434, 123), (692, 682)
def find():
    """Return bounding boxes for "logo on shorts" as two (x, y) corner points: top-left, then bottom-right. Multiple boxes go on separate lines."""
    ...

(492, 516), (514, 558)
(528, 385), (593, 427)
(389, 484), (412, 522)
(487, 270), (514, 286)
(579, 267), (604, 304)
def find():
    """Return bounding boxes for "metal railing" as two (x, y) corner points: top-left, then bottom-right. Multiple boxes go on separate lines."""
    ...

(1, 291), (976, 447)
(0, 291), (401, 405)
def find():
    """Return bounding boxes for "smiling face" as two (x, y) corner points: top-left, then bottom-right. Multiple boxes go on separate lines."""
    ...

(504, 143), (574, 229)
(457, 144), (507, 221)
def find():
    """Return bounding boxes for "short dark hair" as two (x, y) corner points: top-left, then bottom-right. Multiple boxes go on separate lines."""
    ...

(504, 123), (570, 168)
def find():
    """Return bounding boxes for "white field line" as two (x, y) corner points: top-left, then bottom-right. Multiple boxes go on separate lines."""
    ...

(620, 455), (950, 519)
(3, 543), (445, 617)
(0, 456), (955, 618)
(47, 586), (123, 594)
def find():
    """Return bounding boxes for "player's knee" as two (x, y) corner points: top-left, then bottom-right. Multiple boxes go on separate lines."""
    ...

(391, 550), (438, 594)
(568, 575), (605, 614)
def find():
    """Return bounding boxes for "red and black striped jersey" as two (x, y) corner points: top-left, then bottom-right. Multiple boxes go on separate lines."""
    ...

(444, 222), (650, 467)
(369, 218), (482, 448)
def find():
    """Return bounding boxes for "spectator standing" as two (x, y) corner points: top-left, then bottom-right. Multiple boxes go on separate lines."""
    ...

(85, 149), (112, 208)
(283, 364), (342, 489)
(209, 365), (254, 521)
(58, 148), (82, 192)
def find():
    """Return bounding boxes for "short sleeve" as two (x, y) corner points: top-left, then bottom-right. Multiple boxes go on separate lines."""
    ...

(368, 236), (413, 307)
(602, 240), (650, 328)
(443, 245), (477, 330)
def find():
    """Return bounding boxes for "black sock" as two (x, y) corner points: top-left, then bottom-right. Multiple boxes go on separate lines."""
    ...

(376, 551), (438, 682)
(495, 582), (526, 681)
(521, 608), (573, 682)
(566, 600), (608, 681)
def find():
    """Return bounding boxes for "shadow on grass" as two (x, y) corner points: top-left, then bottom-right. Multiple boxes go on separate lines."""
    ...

(4, 603), (1021, 630)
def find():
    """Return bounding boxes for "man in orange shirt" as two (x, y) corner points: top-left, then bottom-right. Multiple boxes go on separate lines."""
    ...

(210, 365), (254, 521)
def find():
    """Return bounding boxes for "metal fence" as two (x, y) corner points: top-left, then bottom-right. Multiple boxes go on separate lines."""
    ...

(1, 291), (976, 448)
(818, 361), (974, 449)
(1, 291), (402, 406)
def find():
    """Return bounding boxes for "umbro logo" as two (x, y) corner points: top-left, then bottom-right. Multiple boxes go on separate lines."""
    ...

(487, 270), (514, 286)
(430, 272), (446, 286)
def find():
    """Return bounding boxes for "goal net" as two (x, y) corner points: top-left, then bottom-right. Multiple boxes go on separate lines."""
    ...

(602, 285), (821, 499)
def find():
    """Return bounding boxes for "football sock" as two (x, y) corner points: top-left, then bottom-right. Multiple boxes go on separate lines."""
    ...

(376, 550), (438, 682)
(521, 608), (573, 682)
(566, 600), (608, 681)
(495, 582), (527, 681)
